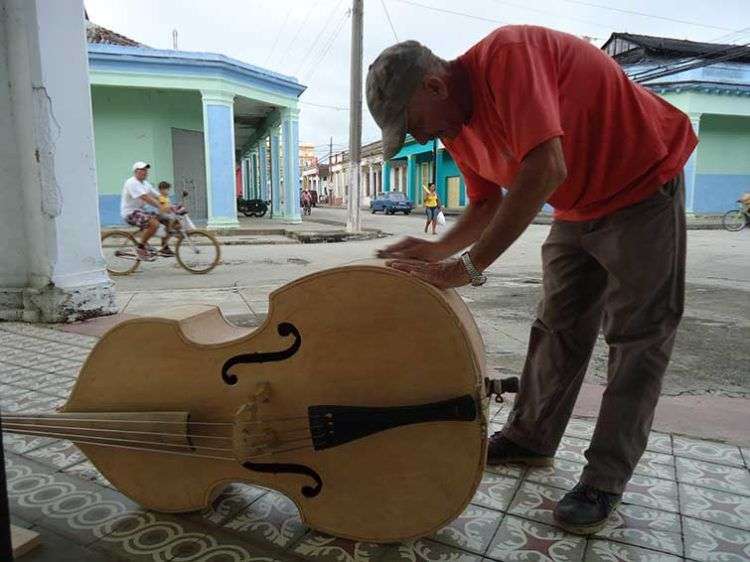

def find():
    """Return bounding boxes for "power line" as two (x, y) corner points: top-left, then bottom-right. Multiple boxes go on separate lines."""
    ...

(294, 0), (346, 76)
(557, 0), (735, 32)
(300, 100), (350, 110)
(381, 0), (399, 41)
(304, 8), (351, 82)
(276, 2), (320, 67)
(391, 0), (507, 26)
(264, 7), (293, 65)
(710, 27), (750, 45)
(488, 0), (615, 31)
(628, 38), (750, 80)
(634, 42), (750, 83)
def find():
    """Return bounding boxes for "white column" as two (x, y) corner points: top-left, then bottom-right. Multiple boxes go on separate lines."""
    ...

(684, 113), (701, 214)
(281, 107), (301, 223)
(0, 0), (115, 322)
(368, 164), (375, 197)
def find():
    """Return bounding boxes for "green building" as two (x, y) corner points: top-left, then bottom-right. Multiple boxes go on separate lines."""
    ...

(86, 21), (306, 227)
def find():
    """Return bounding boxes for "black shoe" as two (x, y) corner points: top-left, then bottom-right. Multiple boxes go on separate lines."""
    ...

(158, 246), (175, 257)
(487, 433), (554, 467)
(553, 482), (622, 535)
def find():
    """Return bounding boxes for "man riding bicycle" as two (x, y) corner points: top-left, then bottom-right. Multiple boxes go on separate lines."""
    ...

(120, 162), (172, 260)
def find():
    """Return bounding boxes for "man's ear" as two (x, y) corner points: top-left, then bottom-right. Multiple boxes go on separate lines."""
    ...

(423, 75), (449, 100)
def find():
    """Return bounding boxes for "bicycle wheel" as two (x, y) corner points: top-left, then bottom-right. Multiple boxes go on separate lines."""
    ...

(722, 210), (746, 232)
(101, 231), (141, 275)
(175, 230), (221, 274)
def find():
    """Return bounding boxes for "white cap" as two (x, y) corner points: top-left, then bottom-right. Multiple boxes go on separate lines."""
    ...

(132, 161), (150, 171)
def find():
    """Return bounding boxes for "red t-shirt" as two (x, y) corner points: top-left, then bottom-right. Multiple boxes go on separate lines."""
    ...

(443, 26), (698, 221)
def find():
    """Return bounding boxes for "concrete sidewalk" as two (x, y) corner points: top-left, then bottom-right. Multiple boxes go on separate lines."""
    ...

(3, 319), (750, 562)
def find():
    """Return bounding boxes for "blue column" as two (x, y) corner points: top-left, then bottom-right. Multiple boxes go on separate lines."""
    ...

(281, 108), (301, 223)
(383, 161), (391, 191)
(201, 90), (239, 228)
(258, 142), (269, 201)
(270, 128), (282, 218)
(407, 155), (416, 200)
(684, 113), (701, 214)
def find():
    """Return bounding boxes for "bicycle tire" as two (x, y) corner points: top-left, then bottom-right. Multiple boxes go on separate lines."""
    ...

(101, 231), (141, 275)
(175, 230), (221, 274)
(722, 210), (746, 232)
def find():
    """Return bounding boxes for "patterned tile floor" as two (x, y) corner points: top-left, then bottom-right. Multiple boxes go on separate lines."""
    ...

(2, 322), (750, 562)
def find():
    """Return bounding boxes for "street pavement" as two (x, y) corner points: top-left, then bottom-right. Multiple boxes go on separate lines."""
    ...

(3, 207), (750, 561)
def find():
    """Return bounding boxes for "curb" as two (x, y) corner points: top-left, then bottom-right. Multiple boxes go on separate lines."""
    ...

(101, 226), (388, 245)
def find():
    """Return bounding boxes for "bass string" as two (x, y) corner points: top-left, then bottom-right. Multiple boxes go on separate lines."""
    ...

(3, 422), (233, 441)
(3, 426), (234, 452)
(5, 426), (317, 454)
(2, 421), (321, 442)
(6, 428), (317, 462)
(3, 414), (310, 425)
(2, 415), (235, 426)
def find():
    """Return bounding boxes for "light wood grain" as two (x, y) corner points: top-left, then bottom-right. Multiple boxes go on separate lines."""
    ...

(6, 261), (488, 542)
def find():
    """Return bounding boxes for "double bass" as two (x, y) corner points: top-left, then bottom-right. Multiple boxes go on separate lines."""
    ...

(3, 262), (488, 542)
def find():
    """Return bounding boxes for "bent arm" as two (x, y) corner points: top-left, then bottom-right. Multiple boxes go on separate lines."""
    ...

(469, 137), (566, 271)
(139, 193), (162, 209)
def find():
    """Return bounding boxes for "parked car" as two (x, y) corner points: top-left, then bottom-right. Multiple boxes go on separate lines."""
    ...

(370, 191), (414, 215)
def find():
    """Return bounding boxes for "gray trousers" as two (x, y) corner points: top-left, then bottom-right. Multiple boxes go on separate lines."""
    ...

(501, 173), (686, 494)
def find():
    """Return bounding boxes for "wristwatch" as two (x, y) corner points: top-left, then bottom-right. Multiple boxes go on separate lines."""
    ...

(460, 252), (487, 287)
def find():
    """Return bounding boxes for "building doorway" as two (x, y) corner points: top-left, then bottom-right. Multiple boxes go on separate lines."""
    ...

(172, 128), (208, 221)
(447, 176), (461, 208)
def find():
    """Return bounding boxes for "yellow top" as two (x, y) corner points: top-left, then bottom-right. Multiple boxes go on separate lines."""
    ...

(423, 190), (438, 208)
(158, 194), (170, 211)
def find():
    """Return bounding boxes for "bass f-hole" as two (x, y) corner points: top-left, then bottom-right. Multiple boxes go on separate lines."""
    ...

(221, 322), (302, 385)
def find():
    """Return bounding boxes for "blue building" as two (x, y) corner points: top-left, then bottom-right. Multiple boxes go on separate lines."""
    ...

(603, 33), (750, 213)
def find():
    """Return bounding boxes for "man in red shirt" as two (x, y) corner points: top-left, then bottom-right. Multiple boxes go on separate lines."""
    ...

(367, 26), (696, 534)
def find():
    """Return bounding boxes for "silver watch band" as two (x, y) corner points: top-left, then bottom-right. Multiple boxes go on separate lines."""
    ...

(461, 252), (482, 281)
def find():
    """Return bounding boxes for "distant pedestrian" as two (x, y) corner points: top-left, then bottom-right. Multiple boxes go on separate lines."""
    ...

(301, 188), (313, 215)
(422, 182), (441, 235)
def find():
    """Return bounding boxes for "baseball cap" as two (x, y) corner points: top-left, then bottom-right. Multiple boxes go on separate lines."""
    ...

(132, 161), (151, 171)
(366, 41), (434, 160)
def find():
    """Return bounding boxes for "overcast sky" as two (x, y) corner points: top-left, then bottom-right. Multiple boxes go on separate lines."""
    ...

(85, 0), (749, 158)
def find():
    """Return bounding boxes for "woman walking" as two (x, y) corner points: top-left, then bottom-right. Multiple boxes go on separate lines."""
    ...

(423, 182), (441, 235)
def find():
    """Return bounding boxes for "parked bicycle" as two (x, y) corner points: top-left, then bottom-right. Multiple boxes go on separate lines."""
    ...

(722, 197), (750, 232)
(101, 202), (221, 275)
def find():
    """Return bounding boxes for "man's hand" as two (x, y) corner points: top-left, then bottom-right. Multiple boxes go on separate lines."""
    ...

(387, 258), (471, 289)
(376, 237), (449, 262)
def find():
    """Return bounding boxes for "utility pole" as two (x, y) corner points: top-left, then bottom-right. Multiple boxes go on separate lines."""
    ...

(346, 0), (363, 233)
(329, 136), (333, 198)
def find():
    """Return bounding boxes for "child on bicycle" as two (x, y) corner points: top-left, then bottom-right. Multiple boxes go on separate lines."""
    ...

(156, 181), (185, 256)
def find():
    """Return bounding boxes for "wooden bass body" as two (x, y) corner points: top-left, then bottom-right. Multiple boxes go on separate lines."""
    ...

(6, 262), (488, 542)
